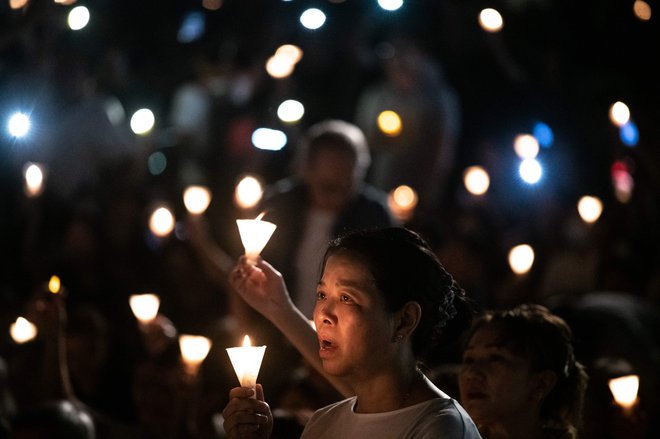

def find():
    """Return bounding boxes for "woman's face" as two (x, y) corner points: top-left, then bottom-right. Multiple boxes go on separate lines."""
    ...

(458, 325), (541, 425)
(313, 254), (397, 379)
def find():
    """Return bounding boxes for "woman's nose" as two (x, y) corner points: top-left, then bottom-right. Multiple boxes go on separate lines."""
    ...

(314, 300), (336, 325)
(459, 362), (485, 381)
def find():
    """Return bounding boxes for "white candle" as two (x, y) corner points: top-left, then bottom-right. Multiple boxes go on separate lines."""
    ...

(609, 374), (639, 411)
(179, 334), (212, 375)
(10, 317), (37, 344)
(129, 294), (160, 323)
(236, 212), (276, 264)
(226, 335), (266, 398)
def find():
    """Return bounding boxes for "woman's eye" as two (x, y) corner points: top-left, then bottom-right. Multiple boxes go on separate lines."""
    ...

(340, 294), (353, 303)
(316, 292), (326, 301)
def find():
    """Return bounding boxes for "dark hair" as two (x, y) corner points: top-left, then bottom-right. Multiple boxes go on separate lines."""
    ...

(322, 227), (474, 364)
(297, 119), (371, 178)
(467, 304), (588, 437)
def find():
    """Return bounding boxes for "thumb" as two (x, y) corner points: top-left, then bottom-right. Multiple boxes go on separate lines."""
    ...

(256, 383), (266, 402)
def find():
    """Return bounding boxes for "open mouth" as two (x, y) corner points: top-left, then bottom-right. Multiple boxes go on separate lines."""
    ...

(320, 339), (333, 350)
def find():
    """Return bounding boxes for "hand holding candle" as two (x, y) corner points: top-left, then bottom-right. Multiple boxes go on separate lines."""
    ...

(236, 212), (276, 264)
(226, 335), (266, 398)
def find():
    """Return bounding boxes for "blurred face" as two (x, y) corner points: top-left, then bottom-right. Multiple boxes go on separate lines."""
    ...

(458, 326), (541, 426)
(313, 254), (397, 379)
(304, 148), (358, 212)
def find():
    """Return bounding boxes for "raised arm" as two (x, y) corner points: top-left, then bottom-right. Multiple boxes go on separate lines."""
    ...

(230, 257), (353, 398)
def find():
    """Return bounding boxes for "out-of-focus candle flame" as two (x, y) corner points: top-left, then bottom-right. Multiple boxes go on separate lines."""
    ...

(577, 196), (603, 224)
(275, 44), (303, 65)
(479, 8), (504, 32)
(609, 375), (639, 409)
(234, 175), (264, 209)
(179, 334), (212, 370)
(23, 163), (45, 197)
(129, 294), (160, 323)
(633, 0), (652, 21)
(609, 101), (631, 127)
(387, 185), (417, 222)
(48, 275), (61, 294)
(183, 185), (212, 215)
(463, 166), (490, 196)
(149, 206), (175, 237)
(10, 0), (29, 10)
(508, 244), (535, 275)
(377, 110), (402, 137)
(226, 335), (266, 397)
(10, 317), (37, 344)
(514, 134), (540, 159)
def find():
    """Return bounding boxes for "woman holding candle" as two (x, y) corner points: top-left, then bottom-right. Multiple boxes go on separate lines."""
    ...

(458, 304), (588, 439)
(223, 227), (481, 438)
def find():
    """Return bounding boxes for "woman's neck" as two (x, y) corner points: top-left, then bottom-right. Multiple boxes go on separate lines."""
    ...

(351, 367), (439, 413)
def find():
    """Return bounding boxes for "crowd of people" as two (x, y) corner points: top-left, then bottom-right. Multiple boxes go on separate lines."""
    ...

(2, 3), (660, 438)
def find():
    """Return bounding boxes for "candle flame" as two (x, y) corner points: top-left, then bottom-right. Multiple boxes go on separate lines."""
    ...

(48, 276), (61, 294)
(242, 335), (252, 347)
(255, 211), (266, 221)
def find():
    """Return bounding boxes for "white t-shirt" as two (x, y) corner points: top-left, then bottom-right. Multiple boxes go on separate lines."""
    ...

(300, 395), (481, 439)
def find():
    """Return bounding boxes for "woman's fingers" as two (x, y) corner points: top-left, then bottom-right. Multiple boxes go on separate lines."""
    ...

(223, 388), (271, 438)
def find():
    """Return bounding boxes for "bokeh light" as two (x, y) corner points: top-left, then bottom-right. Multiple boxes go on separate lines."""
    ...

(513, 134), (540, 159)
(463, 166), (490, 195)
(8, 112), (30, 138)
(619, 121), (639, 147)
(148, 151), (167, 175)
(519, 158), (543, 184)
(9, 0), (28, 11)
(377, 110), (402, 137)
(633, 1), (652, 21)
(202, 0), (223, 10)
(234, 175), (264, 209)
(179, 334), (212, 366)
(10, 317), (37, 344)
(378, 0), (404, 12)
(178, 11), (206, 43)
(611, 160), (634, 203)
(508, 244), (535, 275)
(533, 121), (554, 148)
(130, 108), (155, 135)
(129, 294), (160, 323)
(275, 44), (303, 65)
(23, 162), (45, 197)
(266, 55), (296, 79)
(54, 0), (78, 4)
(609, 101), (630, 127)
(251, 127), (287, 151)
(609, 375), (640, 409)
(577, 196), (603, 224)
(48, 275), (61, 294)
(387, 185), (418, 222)
(300, 8), (326, 30)
(67, 6), (90, 31)
(183, 185), (212, 215)
(149, 206), (175, 237)
(277, 99), (305, 123)
(479, 8), (504, 32)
